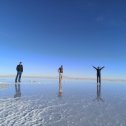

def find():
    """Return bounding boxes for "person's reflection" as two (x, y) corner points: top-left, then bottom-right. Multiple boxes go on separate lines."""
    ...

(58, 91), (62, 97)
(14, 83), (21, 98)
(94, 84), (104, 102)
(58, 80), (63, 97)
(58, 65), (63, 97)
(59, 78), (62, 92)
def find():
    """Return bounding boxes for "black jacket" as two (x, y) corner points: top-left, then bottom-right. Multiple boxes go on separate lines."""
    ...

(16, 65), (23, 72)
(59, 67), (63, 73)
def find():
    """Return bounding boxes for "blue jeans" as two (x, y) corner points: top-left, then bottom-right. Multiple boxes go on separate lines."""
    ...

(15, 71), (22, 82)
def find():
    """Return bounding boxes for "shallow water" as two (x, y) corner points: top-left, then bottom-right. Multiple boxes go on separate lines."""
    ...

(0, 78), (126, 126)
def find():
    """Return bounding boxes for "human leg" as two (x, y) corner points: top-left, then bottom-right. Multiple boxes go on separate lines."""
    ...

(18, 72), (22, 82)
(15, 72), (19, 82)
(97, 76), (98, 83)
(99, 75), (101, 84)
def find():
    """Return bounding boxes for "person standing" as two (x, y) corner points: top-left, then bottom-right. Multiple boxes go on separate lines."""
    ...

(93, 66), (104, 84)
(58, 65), (63, 92)
(15, 62), (23, 83)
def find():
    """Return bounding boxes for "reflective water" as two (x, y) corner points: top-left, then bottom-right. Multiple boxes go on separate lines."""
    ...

(0, 78), (126, 126)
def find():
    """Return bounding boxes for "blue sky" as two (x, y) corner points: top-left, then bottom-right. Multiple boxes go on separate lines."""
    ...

(0, 0), (126, 78)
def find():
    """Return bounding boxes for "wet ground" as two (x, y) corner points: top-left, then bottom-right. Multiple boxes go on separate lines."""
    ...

(0, 78), (126, 126)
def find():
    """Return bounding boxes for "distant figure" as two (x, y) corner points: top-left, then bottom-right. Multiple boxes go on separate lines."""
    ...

(14, 83), (21, 98)
(93, 66), (104, 84)
(94, 84), (104, 102)
(58, 65), (63, 93)
(15, 62), (23, 83)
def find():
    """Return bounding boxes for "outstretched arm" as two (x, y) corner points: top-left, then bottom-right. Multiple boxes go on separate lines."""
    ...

(100, 66), (105, 70)
(92, 66), (97, 69)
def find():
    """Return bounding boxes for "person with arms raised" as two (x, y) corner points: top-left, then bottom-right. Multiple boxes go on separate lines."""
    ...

(93, 66), (105, 84)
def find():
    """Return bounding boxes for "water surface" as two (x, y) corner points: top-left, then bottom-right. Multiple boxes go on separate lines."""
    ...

(0, 78), (126, 126)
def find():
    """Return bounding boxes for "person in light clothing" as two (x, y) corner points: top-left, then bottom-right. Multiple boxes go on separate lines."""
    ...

(58, 65), (63, 93)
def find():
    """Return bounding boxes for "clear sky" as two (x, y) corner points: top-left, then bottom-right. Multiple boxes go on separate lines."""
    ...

(0, 0), (126, 79)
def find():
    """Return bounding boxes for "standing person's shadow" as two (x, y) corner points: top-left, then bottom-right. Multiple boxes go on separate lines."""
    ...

(93, 84), (104, 102)
(14, 83), (21, 98)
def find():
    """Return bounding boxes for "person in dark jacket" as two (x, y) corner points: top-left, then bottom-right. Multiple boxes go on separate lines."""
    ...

(93, 66), (104, 84)
(15, 62), (23, 82)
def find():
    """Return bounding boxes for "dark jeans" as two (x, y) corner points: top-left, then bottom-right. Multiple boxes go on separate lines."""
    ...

(15, 71), (22, 82)
(97, 75), (101, 83)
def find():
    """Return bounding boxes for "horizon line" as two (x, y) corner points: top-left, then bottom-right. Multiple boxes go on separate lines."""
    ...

(0, 74), (126, 82)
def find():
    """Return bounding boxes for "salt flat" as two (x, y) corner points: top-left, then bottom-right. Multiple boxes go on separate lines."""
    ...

(0, 78), (126, 126)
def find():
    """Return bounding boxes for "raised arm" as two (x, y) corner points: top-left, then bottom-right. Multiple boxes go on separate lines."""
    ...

(92, 66), (97, 69)
(100, 66), (105, 70)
